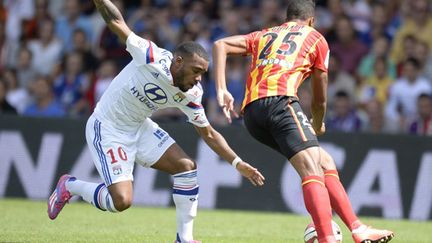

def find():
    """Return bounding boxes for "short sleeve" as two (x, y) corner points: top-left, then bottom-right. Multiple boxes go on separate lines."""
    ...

(244, 31), (260, 55)
(178, 96), (210, 127)
(126, 32), (159, 65)
(313, 36), (330, 72)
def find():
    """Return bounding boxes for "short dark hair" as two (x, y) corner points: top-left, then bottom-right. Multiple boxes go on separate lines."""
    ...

(174, 42), (209, 61)
(404, 57), (421, 69)
(418, 93), (432, 101)
(335, 90), (350, 99)
(286, 0), (315, 21)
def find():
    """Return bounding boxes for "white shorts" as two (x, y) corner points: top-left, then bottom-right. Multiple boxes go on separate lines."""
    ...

(85, 115), (175, 186)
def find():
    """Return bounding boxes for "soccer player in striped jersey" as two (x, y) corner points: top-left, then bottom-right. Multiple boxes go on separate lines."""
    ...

(212, 0), (393, 242)
(47, 1), (264, 243)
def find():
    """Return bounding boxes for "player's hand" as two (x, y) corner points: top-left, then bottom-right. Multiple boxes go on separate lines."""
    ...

(236, 161), (265, 186)
(217, 89), (239, 123)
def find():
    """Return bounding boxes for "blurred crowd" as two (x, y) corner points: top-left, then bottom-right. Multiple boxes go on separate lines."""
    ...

(0, 0), (432, 136)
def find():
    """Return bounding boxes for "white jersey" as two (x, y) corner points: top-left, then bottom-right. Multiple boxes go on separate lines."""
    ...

(93, 32), (210, 132)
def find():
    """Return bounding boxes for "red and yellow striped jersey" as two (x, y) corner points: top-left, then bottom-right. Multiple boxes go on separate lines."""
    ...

(242, 21), (329, 110)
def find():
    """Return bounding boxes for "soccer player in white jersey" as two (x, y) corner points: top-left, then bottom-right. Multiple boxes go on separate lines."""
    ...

(47, 1), (265, 242)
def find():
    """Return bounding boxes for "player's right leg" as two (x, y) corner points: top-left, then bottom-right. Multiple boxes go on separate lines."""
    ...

(48, 116), (136, 219)
(289, 147), (336, 243)
(319, 148), (394, 242)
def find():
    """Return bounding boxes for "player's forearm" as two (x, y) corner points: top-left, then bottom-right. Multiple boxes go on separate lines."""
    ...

(311, 102), (326, 126)
(200, 126), (238, 163)
(310, 69), (328, 126)
(94, 0), (123, 25)
(213, 36), (248, 91)
(93, 0), (130, 42)
(212, 41), (228, 91)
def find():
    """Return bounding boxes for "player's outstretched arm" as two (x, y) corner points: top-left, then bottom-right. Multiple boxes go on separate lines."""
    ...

(93, 0), (131, 43)
(194, 125), (265, 186)
(212, 36), (248, 123)
(310, 68), (328, 135)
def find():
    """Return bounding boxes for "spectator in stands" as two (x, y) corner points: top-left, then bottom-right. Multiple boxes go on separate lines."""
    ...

(3, 68), (30, 114)
(0, 79), (16, 115)
(27, 19), (63, 76)
(327, 90), (363, 132)
(358, 35), (396, 80)
(0, 1), (5, 23)
(330, 15), (368, 75)
(391, 0), (432, 66)
(362, 99), (398, 133)
(53, 51), (90, 117)
(408, 93), (432, 136)
(358, 56), (394, 107)
(16, 47), (37, 89)
(96, 0), (130, 67)
(23, 76), (65, 117)
(0, 21), (6, 71)
(55, 0), (93, 52)
(22, 0), (53, 40)
(342, 0), (371, 35)
(93, 59), (117, 103)
(48, 0), (66, 19)
(327, 55), (356, 107)
(3, 0), (34, 42)
(153, 7), (181, 51)
(413, 40), (432, 82)
(359, 2), (392, 47)
(211, 9), (243, 41)
(71, 28), (98, 73)
(386, 58), (432, 127)
(314, 0), (345, 34)
(255, 0), (283, 29)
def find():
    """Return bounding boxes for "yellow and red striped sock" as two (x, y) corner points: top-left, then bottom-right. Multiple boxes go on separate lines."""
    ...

(302, 175), (335, 242)
(324, 170), (360, 231)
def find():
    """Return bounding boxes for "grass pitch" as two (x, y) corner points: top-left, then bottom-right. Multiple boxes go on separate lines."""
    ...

(0, 199), (430, 242)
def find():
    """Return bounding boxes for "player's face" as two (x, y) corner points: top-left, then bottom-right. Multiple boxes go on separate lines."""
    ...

(172, 54), (209, 92)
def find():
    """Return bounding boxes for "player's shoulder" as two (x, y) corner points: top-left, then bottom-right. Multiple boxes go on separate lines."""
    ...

(157, 48), (173, 59)
(311, 28), (326, 42)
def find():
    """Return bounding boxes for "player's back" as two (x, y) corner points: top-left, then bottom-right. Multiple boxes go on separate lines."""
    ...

(242, 22), (329, 109)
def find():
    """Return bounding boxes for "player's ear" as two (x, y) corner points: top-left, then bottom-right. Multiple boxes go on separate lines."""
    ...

(308, 17), (315, 27)
(175, 56), (183, 64)
(173, 56), (184, 69)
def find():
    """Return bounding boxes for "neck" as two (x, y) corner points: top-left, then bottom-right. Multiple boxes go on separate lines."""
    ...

(37, 96), (52, 108)
(286, 19), (310, 26)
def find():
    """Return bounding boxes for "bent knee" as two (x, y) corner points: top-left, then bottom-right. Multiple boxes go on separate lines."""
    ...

(177, 158), (197, 172)
(112, 194), (132, 212)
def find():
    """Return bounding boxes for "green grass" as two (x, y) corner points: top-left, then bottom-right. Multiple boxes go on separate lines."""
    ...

(0, 199), (430, 242)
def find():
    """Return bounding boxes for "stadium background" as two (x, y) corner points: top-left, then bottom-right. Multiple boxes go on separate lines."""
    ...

(0, 0), (431, 236)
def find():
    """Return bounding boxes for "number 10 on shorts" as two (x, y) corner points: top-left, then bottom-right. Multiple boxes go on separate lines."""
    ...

(107, 147), (128, 164)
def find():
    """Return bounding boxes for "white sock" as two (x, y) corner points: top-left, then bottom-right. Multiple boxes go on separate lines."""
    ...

(66, 178), (118, 212)
(172, 170), (199, 243)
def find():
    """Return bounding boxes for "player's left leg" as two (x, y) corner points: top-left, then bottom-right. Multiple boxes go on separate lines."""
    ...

(135, 119), (200, 243)
(319, 148), (360, 230)
(319, 148), (394, 242)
